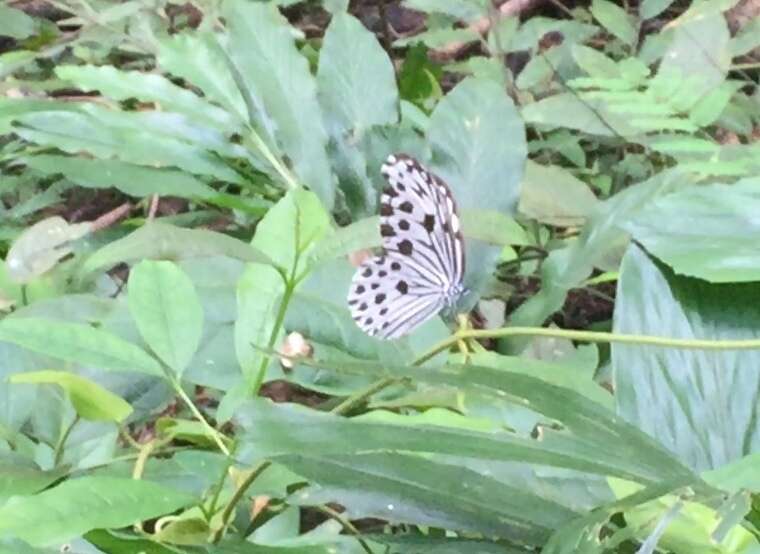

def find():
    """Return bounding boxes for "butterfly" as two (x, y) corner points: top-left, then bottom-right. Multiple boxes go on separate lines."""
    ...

(348, 154), (466, 339)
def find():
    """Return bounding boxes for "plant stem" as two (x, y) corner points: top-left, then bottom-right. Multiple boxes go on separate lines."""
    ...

(414, 326), (760, 366)
(172, 379), (231, 457)
(318, 505), (376, 554)
(211, 461), (272, 544)
(53, 415), (79, 467)
(330, 377), (401, 415)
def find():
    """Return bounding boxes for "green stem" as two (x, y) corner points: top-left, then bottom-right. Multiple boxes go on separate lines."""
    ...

(53, 415), (79, 467)
(211, 461), (272, 544)
(414, 326), (760, 366)
(318, 505), (375, 554)
(330, 377), (401, 415)
(172, 379), (231, 457)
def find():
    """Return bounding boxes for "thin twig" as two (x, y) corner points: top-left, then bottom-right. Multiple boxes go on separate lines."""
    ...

(91, 202), (132, 232)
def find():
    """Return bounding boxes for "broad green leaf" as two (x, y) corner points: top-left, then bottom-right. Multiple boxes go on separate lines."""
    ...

(55, 64), (236, 132)
(613, 245), (760, 471)
(284, 452), (576, 544)
(460, 209), (531, 246)
(428, 77), (525, 215)
(289, 358), (693, 484)
(640, 0), (676, 19)
(0, 477), (194, 547)
(427, 78), (526, 296)
(519, 161), (599, 226)
(235, 264), (285, 380)
(157, 32), (248, 124)
(80, 222), (268, 277)
(0, 317), (163, 376)
(621, 181), (760, 283)
(309, 217), (379, 267)
(9, 370), (132, 422)
(0, 6), (36, 39)
(522, 92), (638, 136)
(235, 398), (645, 481)
(317, 12), (398, 133)
(6, 216), (91, 284)
(224, 1), (334, 209)
(0, 459), (67, 499)
(658, 4), (730, 104)
(128, 261), (204, 376)
(590, 0), (639, 47)
(25, 155), (215, 199)
(251, 189), (332, 276)
(14, 108), (242, 183)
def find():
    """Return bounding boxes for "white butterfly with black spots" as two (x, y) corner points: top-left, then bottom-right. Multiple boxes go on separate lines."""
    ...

(348, 153), (466, 339)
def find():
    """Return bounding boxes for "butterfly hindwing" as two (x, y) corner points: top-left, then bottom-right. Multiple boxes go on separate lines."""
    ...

(347, 254), (445, 339)
(348, 154), (466, 340)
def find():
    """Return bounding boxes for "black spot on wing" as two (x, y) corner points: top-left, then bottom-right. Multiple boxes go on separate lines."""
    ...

(399, 220), (410, 231)
(380, 203), (393, 216)
(398, 240), (413, 255)
(380, 224), (396, 237)
(396, 281), (408, 294)
(399, 201), (414, 213)
(422, 214), (435, 233)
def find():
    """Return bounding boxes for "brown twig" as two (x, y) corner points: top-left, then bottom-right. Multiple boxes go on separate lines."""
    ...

(90, 202), (132, 232)
(432, 0), (547, 59)
(147, 194), (160, 219)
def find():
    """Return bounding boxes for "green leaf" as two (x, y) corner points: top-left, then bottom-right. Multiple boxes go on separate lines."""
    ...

(309, 217), (380, 267)
(128, 261), (204, 376)
(286, 358), (693, 484)
(251, 189), (332, 276)
(235, 264), (285, 380)
(613, 245), (760, 471)
(9, 370), (132, 422)
(224, 1), (334, 209)
(0, 317), (163, 376)
(14, 107), (242, 183)
(519, 161), (599, 226)
(372, 535), (525, 554)
(0, 6), (36, 39)
(55, 64), (236, 132)
(157, 32), (248, 124)
(640, 0), (676, 19)
(590, 0), (639, 47)
(317, 12), (398, 134)
(460, 209), (531, 246)
(80, 222), (269, 277)
(572, 45), (620, 79)
(427, 77), (526, 294)
(25, 155), (216, 199)
(0, 460), (67, 500)
(522, 92), (637, 136)
(236, 397), (649, 482)
(284, 452), (575, 544)
(658, 4), (730, 104)
(621, 181), (760, 283)
(0, 477), (194, 547)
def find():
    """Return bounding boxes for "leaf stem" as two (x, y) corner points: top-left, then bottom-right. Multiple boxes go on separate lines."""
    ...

(53, 415), (79, 467)
(414, 326), (760, 366)
(318, 505), (376, 554)
(171, 379), (231, 457)
(211, 461), (272, 543)
(330, 377), (401, 415)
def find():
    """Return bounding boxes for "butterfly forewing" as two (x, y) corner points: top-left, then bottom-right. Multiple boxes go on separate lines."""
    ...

(348, 154), (466, 339)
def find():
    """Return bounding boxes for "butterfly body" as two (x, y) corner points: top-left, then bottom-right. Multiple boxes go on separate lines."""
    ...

(348, 154), (466, 340)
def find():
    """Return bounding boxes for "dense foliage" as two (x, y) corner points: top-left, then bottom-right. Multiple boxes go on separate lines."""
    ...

(1, 0), (760, 552)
